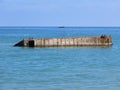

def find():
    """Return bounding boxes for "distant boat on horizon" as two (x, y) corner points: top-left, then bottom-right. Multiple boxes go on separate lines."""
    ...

(58, 26), (65, 28)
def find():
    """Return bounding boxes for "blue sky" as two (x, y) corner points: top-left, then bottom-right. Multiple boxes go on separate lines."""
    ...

(0, 0), (120, 26)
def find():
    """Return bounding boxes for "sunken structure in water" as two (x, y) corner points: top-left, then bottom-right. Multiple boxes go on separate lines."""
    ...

(14, 35), (112, 47)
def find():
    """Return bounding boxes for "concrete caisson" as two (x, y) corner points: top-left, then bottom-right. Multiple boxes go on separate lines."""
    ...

(14, 36), (112, 47)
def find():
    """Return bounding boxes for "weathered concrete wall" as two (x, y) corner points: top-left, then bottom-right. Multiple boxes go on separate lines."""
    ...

(14, 36), (112, 47)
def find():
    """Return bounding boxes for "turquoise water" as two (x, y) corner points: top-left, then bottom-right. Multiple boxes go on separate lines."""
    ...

(0, 27), (120, 90)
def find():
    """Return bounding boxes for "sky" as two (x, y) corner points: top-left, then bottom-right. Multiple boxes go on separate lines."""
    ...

(0, 0), (120, 26)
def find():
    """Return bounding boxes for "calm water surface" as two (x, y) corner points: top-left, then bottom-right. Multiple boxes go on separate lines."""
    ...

(0, 27), (120, 90)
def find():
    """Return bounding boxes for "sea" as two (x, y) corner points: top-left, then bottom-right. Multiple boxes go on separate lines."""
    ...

(0, 27), (120, 90)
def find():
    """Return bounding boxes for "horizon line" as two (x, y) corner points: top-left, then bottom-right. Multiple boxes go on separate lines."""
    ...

(0, 26), (120, 28)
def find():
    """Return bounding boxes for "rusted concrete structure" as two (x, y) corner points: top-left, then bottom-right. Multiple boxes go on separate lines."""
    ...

(14, 36), (112, 47)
